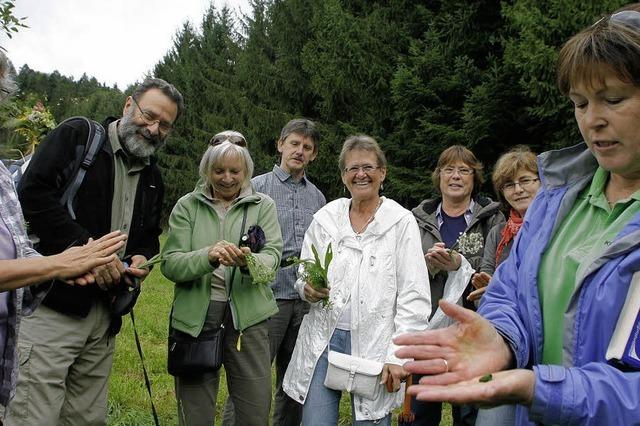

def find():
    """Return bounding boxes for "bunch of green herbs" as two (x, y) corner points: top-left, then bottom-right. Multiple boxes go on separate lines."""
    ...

(288, 243), (333, 309)
(245, 253), (275, 286)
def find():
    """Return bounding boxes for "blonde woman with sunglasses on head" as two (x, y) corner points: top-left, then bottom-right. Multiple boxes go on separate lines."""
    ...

(161, 132), (283, 425)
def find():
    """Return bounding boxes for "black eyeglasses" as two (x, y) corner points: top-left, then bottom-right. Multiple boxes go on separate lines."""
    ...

(130, 97), (173, 133)
(501, 177), (540, 193)
(209, 134), (247, 147)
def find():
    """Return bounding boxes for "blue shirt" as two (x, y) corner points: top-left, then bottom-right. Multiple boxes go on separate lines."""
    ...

(252, 165), (326, 299)
(435, 199), (475, 248)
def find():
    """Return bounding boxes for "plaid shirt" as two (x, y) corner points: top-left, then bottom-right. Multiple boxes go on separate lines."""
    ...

(0, 162), (46, 407)
(252, 165), (326, 299)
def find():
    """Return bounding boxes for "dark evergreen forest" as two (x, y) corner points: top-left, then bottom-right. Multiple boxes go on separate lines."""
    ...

(6, 0), (628, 221)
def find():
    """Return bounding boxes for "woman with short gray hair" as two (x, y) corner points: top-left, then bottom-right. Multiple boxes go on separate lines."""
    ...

(162, 131), (283, 425)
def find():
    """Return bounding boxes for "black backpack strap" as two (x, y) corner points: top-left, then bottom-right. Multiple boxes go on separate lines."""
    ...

(58, 117), (106, 220)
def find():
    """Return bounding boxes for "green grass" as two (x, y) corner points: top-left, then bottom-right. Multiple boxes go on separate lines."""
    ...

(108, 237), (453, 425)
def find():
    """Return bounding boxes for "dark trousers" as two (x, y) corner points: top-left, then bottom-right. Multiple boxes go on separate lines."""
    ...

(222, 299), (309, 426)
(176, 300), (271, 426)
(269, 299), (309, 426)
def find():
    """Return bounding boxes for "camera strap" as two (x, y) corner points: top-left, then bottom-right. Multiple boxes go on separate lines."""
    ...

(130, 309), (160, 426)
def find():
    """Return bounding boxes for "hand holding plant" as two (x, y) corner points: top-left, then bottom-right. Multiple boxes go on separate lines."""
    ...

(288, 243), (333, 309)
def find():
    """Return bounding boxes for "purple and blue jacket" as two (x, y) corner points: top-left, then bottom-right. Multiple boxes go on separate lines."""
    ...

(480, 143), (640, 425)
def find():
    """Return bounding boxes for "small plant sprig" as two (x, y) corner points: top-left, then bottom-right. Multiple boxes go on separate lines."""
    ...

(456, 232), (484, 255)
(245, 253), (275, 285)
(137, 253), (164, 269)
(287, 243), (333, 309)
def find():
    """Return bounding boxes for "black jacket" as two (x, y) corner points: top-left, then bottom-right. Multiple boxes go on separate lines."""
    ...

(18, 117), (163, 319)
(412, 195), (504, 313)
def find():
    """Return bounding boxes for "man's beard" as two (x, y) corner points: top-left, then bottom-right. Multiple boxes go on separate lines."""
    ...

(118, 113), (165, 158)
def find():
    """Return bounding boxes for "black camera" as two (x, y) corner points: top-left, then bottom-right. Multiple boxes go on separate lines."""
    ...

(110, 260), (141, 317)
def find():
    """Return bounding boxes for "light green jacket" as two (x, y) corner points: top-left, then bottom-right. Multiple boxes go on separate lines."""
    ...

(161, 184), (282, 337)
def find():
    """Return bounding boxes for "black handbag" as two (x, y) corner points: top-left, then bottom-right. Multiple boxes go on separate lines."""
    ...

(167, 325), (225, 376)
(167, 205), (249, 377)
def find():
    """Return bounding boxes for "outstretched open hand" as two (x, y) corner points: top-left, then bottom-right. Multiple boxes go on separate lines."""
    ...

(393, 301), (536, 407)
(408, 369), (535, 407)
(394, 300), (513, 386)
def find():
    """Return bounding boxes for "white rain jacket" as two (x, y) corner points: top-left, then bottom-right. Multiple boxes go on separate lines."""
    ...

(283, 197), (431, 421)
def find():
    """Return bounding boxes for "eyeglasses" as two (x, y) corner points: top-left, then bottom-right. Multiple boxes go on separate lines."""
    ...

(441, 167), (474, 176)
(501, 177), (540, 192)
(344, 164), (379, 174)
(130, 97), (173, 133)
(209, 134), (247, 147)
(593, 10), (640, 30)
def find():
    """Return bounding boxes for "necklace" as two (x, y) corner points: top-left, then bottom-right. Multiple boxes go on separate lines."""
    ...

(351, 198), (383, 234)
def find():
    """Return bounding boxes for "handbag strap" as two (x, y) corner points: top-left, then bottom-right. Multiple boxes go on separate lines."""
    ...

(228, 203), (249, 295)
(227, 204), (249, 350)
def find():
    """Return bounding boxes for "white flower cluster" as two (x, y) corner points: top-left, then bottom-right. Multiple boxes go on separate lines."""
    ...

(456, 232), (484, 255)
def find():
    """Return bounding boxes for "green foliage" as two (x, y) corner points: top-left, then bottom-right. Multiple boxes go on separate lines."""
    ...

(245, 253), (276, 285)
(0, 0), (27, 45)
(6, 98), (55, 152)
(0, 94), (55, 157)
(288, 243), (333, 308)
(11, 0), (631, 222)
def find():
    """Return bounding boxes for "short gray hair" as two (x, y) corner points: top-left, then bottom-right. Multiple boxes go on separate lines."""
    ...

(0, 51), (18, 102)
(199, 141), (254, 188)
(338, 135), (387, 173)
(132, 77), (185, 120)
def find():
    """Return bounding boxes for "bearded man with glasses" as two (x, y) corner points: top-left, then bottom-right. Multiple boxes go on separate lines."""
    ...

(6, 78), (184, 426)
(410, 145), (504, 426)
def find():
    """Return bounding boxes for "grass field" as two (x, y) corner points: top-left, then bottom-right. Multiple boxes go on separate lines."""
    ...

(107, 237), (453, 425)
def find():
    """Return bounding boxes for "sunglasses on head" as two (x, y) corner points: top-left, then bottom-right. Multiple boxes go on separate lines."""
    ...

(209, 134), (247, 147)
(593, 10), (640, 29)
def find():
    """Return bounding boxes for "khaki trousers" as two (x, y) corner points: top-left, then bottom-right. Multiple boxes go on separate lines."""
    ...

(175, 300), (271, 426)
(5, 302), (115, 426)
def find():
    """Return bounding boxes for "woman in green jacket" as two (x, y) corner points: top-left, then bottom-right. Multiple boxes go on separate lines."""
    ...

(161, 133), (283, 426)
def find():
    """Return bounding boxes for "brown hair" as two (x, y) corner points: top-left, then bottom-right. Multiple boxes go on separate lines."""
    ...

(492, 146), (538, 204)
(557, 4), (640, 94)
(431, 145), (484, 196)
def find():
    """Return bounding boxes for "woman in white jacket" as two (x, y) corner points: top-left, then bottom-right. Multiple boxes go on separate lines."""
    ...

(283, 135), (431, 425)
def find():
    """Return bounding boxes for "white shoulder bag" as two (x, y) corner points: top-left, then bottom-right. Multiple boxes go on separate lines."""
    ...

(324, 350), (384, 400)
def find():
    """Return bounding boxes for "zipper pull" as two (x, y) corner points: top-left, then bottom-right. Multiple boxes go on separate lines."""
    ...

(236, 330), (243, 351)
(170, 342), (176, 351)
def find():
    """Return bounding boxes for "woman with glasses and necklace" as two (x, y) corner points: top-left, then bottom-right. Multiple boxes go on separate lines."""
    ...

(283, 135), (431, 425)
(395, 4), (640, 425)
(161, 132), (282, 426)
(410, 145), (504, 426)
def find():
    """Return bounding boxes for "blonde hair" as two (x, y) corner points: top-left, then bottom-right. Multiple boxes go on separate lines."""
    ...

(492, 146), (538, 204)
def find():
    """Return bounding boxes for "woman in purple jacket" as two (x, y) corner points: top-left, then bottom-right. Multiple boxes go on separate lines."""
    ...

(395, 4), (640, 425)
